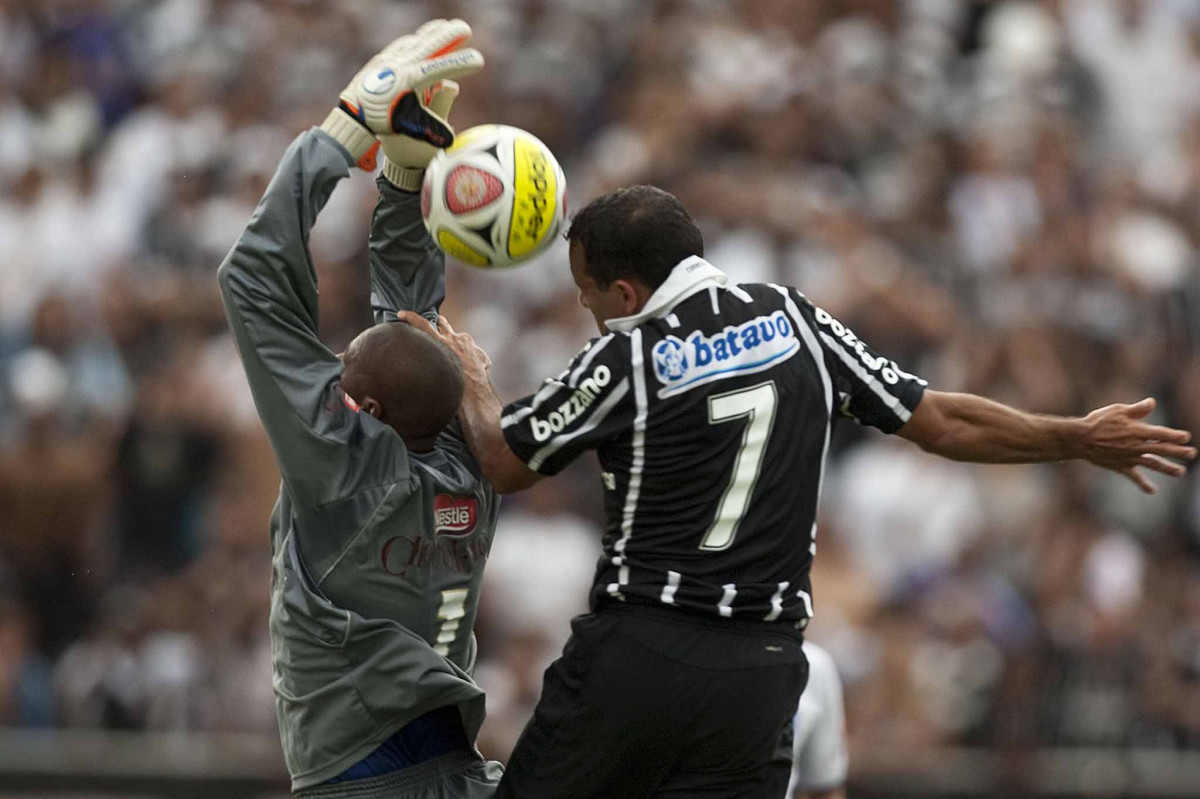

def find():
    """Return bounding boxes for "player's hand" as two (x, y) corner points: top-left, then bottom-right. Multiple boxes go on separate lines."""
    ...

(320, 19), (483, 169)
(396, 311), (492, 388)
(380, 79), (460, 191)
(1076, 398), (1196, 494)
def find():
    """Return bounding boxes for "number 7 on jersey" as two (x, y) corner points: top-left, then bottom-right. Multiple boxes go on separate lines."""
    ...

(700, 381), (779, 551)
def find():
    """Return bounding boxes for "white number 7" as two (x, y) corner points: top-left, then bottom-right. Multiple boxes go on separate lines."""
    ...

(700, 381), (778, 551)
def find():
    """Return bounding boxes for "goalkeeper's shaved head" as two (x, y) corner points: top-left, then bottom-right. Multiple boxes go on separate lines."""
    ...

(340, 321), (464, 451)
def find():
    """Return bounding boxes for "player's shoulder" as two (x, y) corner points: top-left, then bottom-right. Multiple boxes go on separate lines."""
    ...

(576, 331), (633, 359)
(562, 332), (634, 386)
(413, 440), (498, 504)
(734, 281), (792, 303)
(748, 281), (819, 313)
(433, 419), (495, 491)
(719, 282), (820, 325)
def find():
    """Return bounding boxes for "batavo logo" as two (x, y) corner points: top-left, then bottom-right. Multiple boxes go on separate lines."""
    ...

(434, 494), (477, 536)
(651, 311), (800, 399)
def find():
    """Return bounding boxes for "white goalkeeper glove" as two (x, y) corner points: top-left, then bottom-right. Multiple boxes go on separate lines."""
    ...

(319, 18), (483, 171)
(379, 79), (460, 191)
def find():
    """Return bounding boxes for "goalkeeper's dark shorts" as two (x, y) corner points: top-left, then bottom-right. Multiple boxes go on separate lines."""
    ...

(297, 751), (500, 799)
(495, 600), (808, 799)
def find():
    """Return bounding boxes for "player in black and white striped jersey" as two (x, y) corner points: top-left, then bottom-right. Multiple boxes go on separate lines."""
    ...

(401, 185), (1195, 799)
(492, 259), (919, 626)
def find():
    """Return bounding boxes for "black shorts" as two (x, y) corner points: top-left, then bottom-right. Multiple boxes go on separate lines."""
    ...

(495, 601), (808, 799)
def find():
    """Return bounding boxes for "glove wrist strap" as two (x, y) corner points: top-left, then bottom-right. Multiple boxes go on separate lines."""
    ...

(381, 156), (425, 193)
(320, 108), (378, 168)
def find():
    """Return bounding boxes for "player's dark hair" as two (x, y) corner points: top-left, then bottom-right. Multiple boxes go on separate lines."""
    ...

(340, 321), (464, 447)
(566, 185), (704, 290)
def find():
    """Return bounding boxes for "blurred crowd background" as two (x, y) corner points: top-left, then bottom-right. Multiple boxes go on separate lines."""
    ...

(2, 0), (1200, 790)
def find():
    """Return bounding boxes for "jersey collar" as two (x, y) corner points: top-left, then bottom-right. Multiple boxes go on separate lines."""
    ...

(604, 256), (727, 333)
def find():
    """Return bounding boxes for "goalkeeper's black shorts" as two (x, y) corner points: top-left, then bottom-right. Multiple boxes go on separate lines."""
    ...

(495, 600), (808, 799)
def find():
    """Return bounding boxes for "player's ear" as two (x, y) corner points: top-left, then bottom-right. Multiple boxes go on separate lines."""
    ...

(611, 279), (643, 315)
(360, 397), (384, 420)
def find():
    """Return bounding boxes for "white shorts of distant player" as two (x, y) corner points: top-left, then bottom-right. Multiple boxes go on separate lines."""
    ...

(787, 642), (849, 799)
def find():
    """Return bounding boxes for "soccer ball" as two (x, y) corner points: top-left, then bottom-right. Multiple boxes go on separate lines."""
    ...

(420, 124), (567, 269)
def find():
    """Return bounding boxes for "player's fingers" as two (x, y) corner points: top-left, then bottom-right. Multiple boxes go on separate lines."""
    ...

(420, 80), (441, 107)
(389, 92), (454, 147)
(396, 310), (441, 338)
(436, 314), (456, 335)
(417, 48), (485, 85)
(379, 32), (419, 59)
(411, 19), (449, 40)
(1137, 453), (1187, 477)
(1125, 397), (1156, 419)
(1140, 441), (1198, 460)
(1133, 422), (1193, 444)
(410, 18), (472, 60)
(1121, 466), (1158, 494)
(423, 80), (459, 119)
(379, 19), (453, 59)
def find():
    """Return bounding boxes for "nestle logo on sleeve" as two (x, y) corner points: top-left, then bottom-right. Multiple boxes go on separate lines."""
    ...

(434, 494), (477, 536)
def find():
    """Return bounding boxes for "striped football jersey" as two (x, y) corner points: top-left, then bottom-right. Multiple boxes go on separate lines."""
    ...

(501, 256), (926, 624)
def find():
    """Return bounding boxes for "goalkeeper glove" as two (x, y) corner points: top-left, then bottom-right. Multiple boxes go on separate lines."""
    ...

(379, 79), (459, 191)
(320, 18), (483, 170)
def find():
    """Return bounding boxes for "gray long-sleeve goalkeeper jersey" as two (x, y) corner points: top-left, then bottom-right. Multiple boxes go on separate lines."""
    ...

(218, 128), (500, 791)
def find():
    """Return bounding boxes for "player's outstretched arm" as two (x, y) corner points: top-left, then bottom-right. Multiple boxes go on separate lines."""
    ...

(344, 21), (480, 324)
(397, 311), (542, 493)
(898, 391), (1196, 494)
(367, 172), (447, 323)
(455, 368), (542, 496)
(218, 20), (483, 507)
(368, 71), (473, 323)
(217, 128), (366, 506)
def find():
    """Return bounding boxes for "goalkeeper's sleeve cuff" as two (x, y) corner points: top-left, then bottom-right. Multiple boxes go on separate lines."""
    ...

(320, 108), (380, 170)
(381, 156), (425, 193)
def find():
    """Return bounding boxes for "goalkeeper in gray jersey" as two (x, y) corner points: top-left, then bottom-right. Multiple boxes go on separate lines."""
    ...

(217, 20), (502, 798)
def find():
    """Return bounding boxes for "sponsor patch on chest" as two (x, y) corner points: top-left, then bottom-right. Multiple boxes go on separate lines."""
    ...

(434, 494), (478, 536)
(651, 310), (800, 398)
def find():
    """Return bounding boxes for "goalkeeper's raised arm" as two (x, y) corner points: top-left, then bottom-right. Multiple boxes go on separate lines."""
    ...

(367, 79), (463, 325)
(216, 19), (483, 500)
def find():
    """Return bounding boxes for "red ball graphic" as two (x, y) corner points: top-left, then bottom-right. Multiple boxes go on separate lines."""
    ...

(444, 165), (503, 215)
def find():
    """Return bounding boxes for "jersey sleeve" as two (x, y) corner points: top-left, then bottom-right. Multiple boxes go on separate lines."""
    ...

(367, 174), (445, 324)
(788, 288), (926, 434)
(500, 334), (635, 476)
(217, 128), (408, 510)
(791, 643), (849, 793)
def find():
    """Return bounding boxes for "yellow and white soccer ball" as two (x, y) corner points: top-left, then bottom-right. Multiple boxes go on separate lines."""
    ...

(420, 124), (567, 268)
